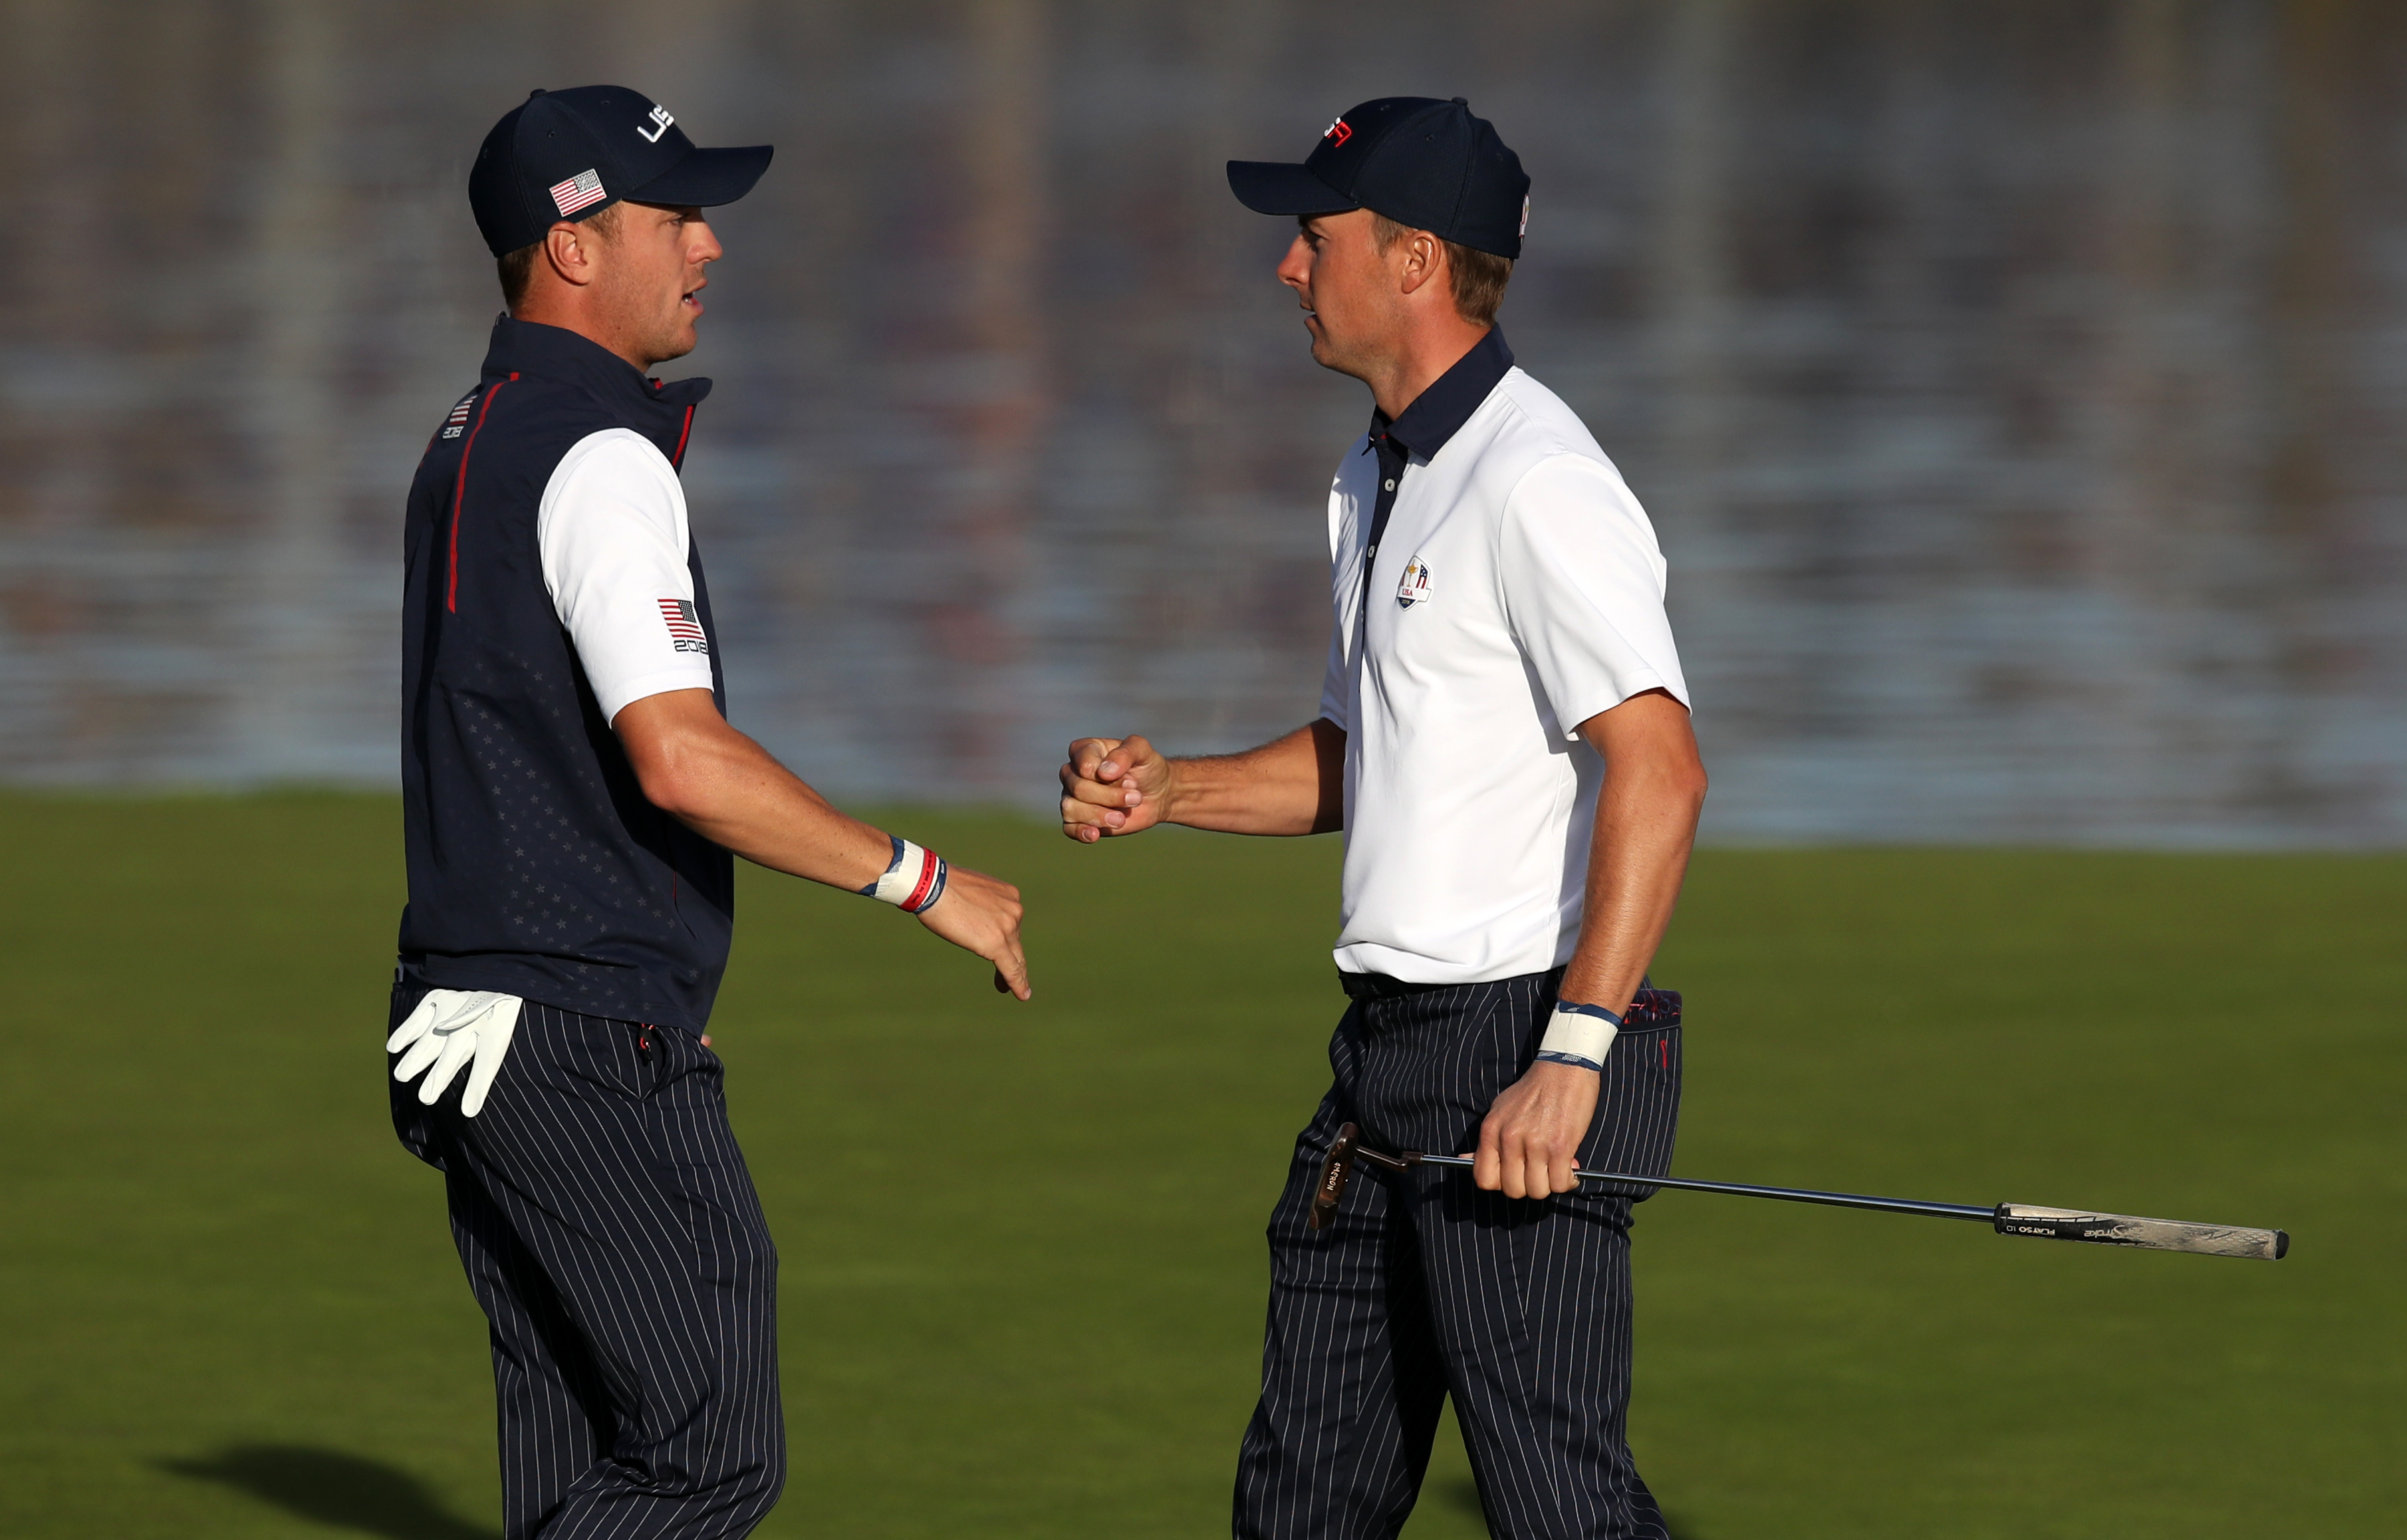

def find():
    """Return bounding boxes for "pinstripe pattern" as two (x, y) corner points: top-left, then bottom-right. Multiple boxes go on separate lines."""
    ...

(391, 993), (785, 1539)
(1235, 969), (1682, 1540)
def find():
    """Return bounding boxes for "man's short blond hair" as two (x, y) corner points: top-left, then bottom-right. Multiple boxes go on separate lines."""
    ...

(497, 203), (623, 310)
(1370, 213), (1515, 328)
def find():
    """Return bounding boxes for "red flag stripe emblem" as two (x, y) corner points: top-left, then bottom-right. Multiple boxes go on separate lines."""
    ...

(658, 598), (705, 638)
(550, 168), (606, 217)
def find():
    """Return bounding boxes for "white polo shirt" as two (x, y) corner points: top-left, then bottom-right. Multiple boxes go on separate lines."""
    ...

(1319, 330), (1689, 984)
(537, 428), (717, 723)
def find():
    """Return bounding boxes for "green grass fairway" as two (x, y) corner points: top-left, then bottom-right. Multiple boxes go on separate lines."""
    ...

(1, 794), (2397, 1538)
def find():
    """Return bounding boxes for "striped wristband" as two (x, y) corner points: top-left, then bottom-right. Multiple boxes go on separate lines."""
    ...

(858, 836), (949, 914)
(1534, 1000), (1624, 1072)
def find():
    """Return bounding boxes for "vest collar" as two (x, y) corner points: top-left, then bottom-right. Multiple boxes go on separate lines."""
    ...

(479, 314), (714, 414)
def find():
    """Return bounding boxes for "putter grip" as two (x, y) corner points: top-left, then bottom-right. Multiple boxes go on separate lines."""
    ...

(1994, 1204), (2287, 1261)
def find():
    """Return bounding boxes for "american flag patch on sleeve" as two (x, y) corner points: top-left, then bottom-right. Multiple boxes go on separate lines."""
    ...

(658, 598), (709, 654)
(550, 168), (606, 217)
(439, 391), (477, 440)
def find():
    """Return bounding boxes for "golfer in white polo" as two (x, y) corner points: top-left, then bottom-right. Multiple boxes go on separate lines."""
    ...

(1060, 97), (1707, 1539)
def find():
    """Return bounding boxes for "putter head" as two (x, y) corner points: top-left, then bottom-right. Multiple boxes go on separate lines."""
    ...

(1308, 1122), (1362, 1231)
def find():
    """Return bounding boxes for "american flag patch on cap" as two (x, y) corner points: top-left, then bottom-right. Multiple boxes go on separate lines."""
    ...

(658, 598), (709, 654)
(550, 168), (606, 217)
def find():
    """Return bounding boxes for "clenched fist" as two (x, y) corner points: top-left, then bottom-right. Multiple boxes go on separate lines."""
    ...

(1059, 735), (1177, 842)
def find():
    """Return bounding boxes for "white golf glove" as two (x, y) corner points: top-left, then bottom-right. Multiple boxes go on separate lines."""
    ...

(388, 989), (522, 1117)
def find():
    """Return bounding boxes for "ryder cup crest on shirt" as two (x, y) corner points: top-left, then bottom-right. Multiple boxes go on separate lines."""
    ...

(1397, 555), (1434, 607)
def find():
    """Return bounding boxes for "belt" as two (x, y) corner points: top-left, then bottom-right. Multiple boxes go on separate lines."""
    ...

(1338, 968), (1683, 1028)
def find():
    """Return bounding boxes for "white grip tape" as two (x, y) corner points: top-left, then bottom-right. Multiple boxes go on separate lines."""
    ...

(1536, 1004), (1620, 1071)
(863, 838), (948, 913)
(1994, 1204), (2289, 1260)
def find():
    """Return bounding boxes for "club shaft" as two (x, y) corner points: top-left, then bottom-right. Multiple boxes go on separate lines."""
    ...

(1406, 1154), (1995, 1223)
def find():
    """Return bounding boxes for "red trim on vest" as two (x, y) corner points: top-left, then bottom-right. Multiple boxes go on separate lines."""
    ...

(445, 374), (517, 613)
(670, 403), (696, 468)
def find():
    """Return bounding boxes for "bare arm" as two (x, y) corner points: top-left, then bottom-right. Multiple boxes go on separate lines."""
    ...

(1058, 717), (1344, 840)
(616, 689), (1031, 998)
(1556, 690), (1708, 1013)
(1473, 688), (1706, 1197)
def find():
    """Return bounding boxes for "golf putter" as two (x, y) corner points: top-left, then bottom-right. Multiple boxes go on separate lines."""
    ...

(1307, 1122), (1414, 1230)
(1307, 1124), (2286, 1260)
(1307, 1123), (1362, 1230)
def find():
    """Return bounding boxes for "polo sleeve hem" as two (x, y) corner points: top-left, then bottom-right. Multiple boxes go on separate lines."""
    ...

(597, 669), (718, 728)
(1317, 620), (1352, 733)
(1552, 673), (1685, 741)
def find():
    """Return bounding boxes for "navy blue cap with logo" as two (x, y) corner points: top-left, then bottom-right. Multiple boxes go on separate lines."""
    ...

(1227, 96), (1531, 259)
(468, 85), (773, 257)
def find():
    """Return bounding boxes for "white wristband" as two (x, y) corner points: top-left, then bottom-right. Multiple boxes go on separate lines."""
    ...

(1535, 1001), (1622, 1072)
(860, 836), (949, 914)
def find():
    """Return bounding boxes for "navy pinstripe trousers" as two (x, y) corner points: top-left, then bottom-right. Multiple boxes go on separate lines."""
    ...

(390, 992), (785, 1539)
(1234, 969), (1682, 1540)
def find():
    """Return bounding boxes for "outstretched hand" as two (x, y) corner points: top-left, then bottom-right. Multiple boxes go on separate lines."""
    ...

(1059, 735), (1176, 842)
(916, 863), (1032, 999)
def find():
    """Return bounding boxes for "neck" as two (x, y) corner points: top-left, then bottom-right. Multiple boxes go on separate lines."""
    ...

(510, 292), (652, 372)
(1364, 315), (1491, 420)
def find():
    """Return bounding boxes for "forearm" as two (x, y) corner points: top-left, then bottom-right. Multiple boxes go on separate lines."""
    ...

(1164, 719), (1344, 836)
(617, 694), (893, 889)
(620, 690), (1031, 997)
(1556, 703), (1708, 1011)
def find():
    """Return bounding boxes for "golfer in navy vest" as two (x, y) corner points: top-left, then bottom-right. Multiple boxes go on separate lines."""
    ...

(390, 87), (1032, 1539)
(1061, 99), (1708, 1539)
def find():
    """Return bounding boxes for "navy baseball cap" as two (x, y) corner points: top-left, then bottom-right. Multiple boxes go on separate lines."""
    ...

(1227, 96), (1531, 259)
(469, 86), (773, 257)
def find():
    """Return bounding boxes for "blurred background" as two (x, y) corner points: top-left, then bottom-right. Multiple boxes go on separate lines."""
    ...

(5, 8), (2402, 1540)
(5, 0), (2402, 844)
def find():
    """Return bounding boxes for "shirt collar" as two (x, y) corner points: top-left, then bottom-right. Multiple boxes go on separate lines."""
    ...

(1368, 325), (1515, 462)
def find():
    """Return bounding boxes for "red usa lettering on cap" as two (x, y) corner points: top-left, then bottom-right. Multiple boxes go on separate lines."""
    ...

(1323, 116), (1351, 146)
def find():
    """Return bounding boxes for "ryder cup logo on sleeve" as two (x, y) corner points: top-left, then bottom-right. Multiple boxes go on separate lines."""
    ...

(549, 168), (607, 217)
(658, 598), (709, 654)
(1398, 555), (1434, 608)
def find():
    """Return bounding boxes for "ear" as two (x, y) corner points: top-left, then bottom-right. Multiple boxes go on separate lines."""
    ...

(1396, 229), (1446, 299)
(542, 219), (599, 289)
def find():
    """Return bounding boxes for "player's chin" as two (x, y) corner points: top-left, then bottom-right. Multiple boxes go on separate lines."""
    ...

(652, 320), (701, 362)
